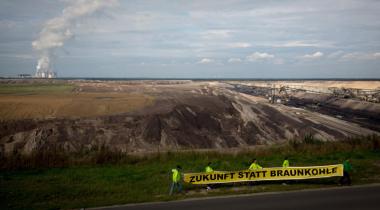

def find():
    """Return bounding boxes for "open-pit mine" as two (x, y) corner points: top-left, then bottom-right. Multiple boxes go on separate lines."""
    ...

(0, 79), (379, 156)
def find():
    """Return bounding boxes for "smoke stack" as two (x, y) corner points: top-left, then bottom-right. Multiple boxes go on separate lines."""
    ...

(32, 0), (118, 78)
(34, 54), (56, 78)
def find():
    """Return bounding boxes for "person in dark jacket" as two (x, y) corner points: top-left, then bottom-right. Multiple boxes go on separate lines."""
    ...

(340, 159), (352, 185)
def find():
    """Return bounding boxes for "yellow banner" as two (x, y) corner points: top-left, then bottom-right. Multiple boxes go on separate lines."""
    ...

(184, 164), (343, 184)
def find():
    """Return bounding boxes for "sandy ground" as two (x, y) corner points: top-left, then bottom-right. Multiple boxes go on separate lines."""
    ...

(235, 80), (380, 90)
(0, 92), (154, 120)
(0, 79), (378, 121)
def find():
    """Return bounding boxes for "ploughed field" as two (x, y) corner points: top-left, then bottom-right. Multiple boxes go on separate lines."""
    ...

(0, 79), (379, 157)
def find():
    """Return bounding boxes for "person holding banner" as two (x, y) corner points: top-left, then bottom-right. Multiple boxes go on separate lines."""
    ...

(205, 162), (214, 173)
(340, 159), (352, 186)
(248, 159), (262, 186)
(205, 162), (214, 190)
(169, 165), (183, 195)
(282, 157), (290, 185)
(249, 158), (263, 170)
(282, 157), (289, 168)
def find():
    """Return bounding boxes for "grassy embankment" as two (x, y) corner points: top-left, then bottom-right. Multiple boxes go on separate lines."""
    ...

(1, 135), (379, 210)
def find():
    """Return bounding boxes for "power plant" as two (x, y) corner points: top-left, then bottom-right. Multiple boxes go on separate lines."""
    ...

(33, 55), (57, 78)
(34, 70), (57, 78)
(31, 0), (115, 80)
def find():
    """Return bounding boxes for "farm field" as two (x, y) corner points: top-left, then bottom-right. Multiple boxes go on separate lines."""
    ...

(0, 83), (154, 120)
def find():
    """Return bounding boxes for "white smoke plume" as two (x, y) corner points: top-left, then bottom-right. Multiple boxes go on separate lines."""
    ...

(32, 0), (118, 77)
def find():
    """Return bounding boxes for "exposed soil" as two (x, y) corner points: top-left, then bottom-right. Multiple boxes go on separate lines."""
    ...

(288, 93), (380, 131)
(231, 83), (380, 131)
(0, 80), (378, 156)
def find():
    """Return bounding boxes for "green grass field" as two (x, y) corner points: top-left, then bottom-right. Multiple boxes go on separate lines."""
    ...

(0, 83), (74, 95)
(1, 136), (380, 210)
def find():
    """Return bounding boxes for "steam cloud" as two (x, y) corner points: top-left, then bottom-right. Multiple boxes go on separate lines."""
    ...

(32, 0), (118, 77)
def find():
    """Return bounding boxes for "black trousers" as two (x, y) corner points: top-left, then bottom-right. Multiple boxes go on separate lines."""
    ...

(340, 171), (351, 185)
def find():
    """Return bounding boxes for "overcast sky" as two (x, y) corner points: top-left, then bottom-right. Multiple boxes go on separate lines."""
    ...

(0, 0), (379, 78)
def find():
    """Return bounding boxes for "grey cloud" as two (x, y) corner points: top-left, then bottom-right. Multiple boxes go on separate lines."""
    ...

(0, 0), (379, 78)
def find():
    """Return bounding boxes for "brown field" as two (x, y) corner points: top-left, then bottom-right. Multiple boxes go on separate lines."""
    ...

(0, 92), (154, 120)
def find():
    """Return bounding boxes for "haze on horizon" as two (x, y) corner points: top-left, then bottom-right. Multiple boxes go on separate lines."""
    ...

(0, 0), (379, 78)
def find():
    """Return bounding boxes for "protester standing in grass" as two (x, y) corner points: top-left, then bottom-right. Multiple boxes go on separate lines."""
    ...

(282, 157), (290, 185)
(169, 165), (182, 195)
(205, 162), (214, 190)
(249, 158), (262, 170)
(340, 159), (352, 185)
(205, 162), (214, 173)
(248, 159), (262, 186)
(282, 157), (289, 168)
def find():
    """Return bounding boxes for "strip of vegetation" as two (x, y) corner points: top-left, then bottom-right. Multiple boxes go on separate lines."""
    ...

(0, 135), (379, 210)
(0, 83), (74, 95)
